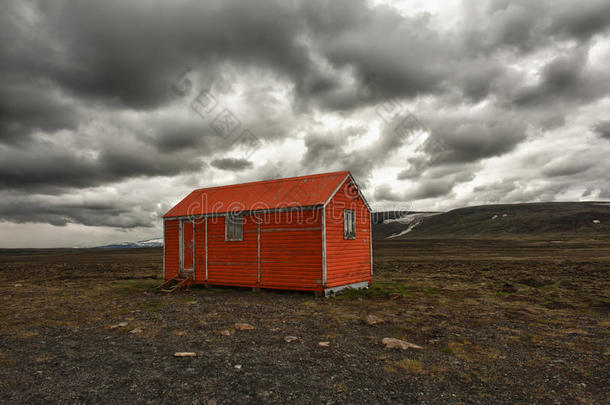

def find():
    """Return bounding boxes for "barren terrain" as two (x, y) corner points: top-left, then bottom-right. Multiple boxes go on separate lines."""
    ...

(1, 239), (609, 404)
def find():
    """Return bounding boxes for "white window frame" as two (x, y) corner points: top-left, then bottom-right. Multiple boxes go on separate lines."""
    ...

(225, 214), (243, 241)
(344, 209), (356, 239)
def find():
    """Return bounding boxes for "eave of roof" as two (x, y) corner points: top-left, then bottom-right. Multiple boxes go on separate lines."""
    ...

(163, 170), (352, 218)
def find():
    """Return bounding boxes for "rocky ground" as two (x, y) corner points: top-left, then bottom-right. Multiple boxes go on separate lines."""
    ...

(0, 239), (608, 404)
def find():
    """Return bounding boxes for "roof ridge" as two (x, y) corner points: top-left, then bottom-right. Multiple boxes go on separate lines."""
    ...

(191, 170), (350, 193)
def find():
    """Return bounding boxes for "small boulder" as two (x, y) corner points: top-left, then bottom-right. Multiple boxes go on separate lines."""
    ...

(284, 336), (298, 343)
(219, 329), (233, 336)
(129, 328), (143, 334)
(110, 321), (128, 329)
(318, 341), (330, 347)
(382, 337), (423, 350)
(363, 314), (384, 325)
(234, 323), (255, 331)
(174, 352), (197, 357)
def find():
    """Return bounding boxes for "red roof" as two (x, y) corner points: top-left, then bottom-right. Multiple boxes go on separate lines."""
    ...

(164, 171), (351, 218)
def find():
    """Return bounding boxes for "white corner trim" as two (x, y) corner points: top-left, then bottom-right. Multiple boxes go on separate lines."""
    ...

(347, 173), (373, 212)
(369, 213), (373, 276)
(322, 206), (327, 287)
(205, 217), (208, 281)
(257, 219), (261, 284)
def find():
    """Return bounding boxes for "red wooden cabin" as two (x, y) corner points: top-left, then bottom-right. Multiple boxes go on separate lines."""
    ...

(163, 171), (372, 295)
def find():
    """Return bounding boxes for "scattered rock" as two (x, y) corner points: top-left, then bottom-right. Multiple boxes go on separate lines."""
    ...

(14, 283), (23, 287)
(234, 364), (242, 369)
(234, 323), (255, 331)
(382, 337), (423, 350)
(173, 331), (186, 336)
(129, 328), (143, 334)
(318, 341), (330, 347)
(186, 300), (197, 305)
(220, 329), (233, 336)
(284, 336), (298, 342)
(500, 283), (518, 293)
(110, 322), (128, 329)
(363, 314), (384, 325)
(174, 352), (197, 357)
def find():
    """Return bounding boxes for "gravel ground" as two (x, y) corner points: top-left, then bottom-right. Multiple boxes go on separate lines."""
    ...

(0, 239), (608, 404)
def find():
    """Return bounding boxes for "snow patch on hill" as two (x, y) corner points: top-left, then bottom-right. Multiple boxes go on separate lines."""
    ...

(94, 238), (163, 249)
(386, 213), (440, 238)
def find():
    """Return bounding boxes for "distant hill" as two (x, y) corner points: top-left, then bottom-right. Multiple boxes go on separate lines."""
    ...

(94, 238), (163, 249)
(373, 202), (610, 239)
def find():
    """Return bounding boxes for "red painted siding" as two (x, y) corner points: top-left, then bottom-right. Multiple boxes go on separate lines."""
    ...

(207, 215), (258, 286)
(194, 219), (206, 283)
(164, 219), (179, 280)
(259, 210), (323, 290)
(183, 221), (194, 270)
(324, 178), (372, 288)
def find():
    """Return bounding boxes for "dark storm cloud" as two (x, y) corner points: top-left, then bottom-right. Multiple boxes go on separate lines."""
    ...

(511, 47), (610, 107)
(0, 192), (155, 228)
(542, 159), (592, 178)
(301, 122), (411, 185)
(307, 4), (452, 102)
(2, 0), (608, 118)
(463, 0), (610, 53)
(0, 0), (609, 233)
(373, 184), (401, 202)
(0, 134), (204, 191)
(547, 0), (610, 40)
(210, 157), (253, 171)
(377, 163), (477, 203)
(475, 179), (574, 204)
(592, 120), (610, 139)
(426, 119), (527, 164)
(1, 0), (311, 110)
(375, 179), (455, 202)
(0, 82), (81, 143)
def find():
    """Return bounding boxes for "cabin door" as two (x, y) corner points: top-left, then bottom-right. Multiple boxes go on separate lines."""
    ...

(180, 220), (195, 276)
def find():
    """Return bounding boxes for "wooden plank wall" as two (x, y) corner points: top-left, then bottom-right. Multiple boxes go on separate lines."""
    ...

(164, 219), (179, 280)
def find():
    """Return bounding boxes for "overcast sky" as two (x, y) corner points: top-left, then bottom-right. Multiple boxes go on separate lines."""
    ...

(1, 0), (609, 247)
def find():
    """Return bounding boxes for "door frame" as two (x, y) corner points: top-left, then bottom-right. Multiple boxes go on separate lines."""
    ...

(179, 219), (195, 275)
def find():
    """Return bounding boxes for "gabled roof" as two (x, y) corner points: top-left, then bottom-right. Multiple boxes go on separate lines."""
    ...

(164, 170), (364, 218)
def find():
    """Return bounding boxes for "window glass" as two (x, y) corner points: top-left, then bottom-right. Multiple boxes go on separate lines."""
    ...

(226, 215), (243, 241)
(344, 210), (355, 239)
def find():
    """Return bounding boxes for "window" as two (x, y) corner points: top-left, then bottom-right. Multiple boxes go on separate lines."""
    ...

(225, 215), (243, 241)
(344, 210), (356, 239)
